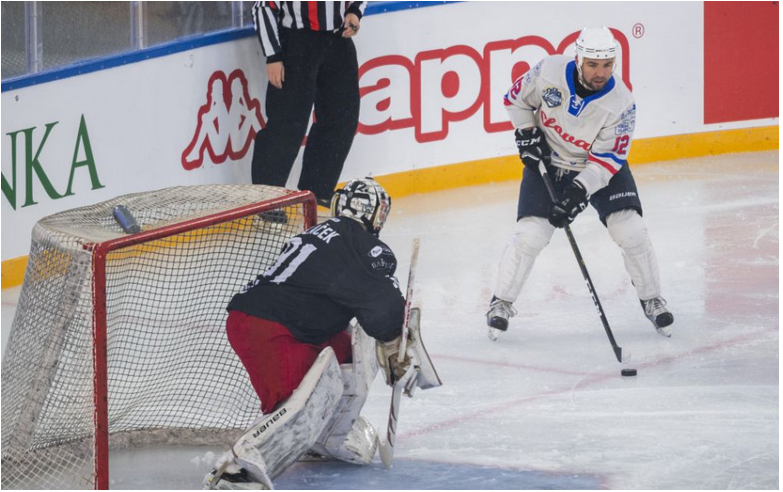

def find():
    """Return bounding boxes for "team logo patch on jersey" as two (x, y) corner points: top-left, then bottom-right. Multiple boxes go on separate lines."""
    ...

(523, 60), (543, 85)
(370, 246), (384, 257)
(542, 87), (563, 108)
(617, 104), (637, 135)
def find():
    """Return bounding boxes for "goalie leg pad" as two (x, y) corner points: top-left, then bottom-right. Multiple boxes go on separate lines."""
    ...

(312, 324), (380, 464)
(338, 414), (378, 464)
(220, 347), (343, 486)
(606, 209), (661, 300)
(311, 414), (378, 465)
(494, 216), (555, 302)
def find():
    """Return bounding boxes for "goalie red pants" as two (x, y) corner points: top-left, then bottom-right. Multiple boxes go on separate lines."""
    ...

(226, 310), (352, 414)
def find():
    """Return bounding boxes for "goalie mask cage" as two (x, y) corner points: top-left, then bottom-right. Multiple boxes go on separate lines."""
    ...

(1, 185), (316, 489)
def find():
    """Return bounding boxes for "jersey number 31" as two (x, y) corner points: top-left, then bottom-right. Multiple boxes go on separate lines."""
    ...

(263, 238), (317, 284)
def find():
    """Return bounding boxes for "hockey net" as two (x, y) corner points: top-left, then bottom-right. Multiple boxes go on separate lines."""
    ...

(1, 185), (316, 489)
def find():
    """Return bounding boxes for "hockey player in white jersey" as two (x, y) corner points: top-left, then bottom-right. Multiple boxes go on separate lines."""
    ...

(487, 27), (674, 340)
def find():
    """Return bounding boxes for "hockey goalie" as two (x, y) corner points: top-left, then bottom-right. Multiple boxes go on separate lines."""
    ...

(204, 178), (441, 490)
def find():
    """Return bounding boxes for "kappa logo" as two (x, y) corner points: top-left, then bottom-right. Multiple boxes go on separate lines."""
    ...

(542, 87), (563, 108)
(182, 69), (264, 170)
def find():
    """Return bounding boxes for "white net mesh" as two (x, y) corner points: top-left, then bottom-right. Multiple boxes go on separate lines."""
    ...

(1, 185), (313, 489)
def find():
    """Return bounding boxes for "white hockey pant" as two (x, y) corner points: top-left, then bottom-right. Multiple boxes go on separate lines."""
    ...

(494, 216), (555, 302)
(606, 209), (661, 300)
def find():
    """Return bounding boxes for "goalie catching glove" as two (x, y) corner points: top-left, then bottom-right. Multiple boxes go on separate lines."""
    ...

(377, 336), (412, 386)
(375, 308), (442, 390)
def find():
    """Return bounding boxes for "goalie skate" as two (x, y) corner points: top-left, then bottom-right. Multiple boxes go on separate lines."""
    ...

(204, 464), (268, 490)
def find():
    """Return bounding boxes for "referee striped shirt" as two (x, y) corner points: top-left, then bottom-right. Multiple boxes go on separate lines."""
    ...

(252, 2), (367, 62)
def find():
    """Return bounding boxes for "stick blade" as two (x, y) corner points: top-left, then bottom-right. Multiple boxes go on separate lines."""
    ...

(379, 439), (394, 468)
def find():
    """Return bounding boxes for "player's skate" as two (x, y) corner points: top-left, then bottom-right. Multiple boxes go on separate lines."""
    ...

(641, 297), (673, 337)
(486, 297), (517, 341)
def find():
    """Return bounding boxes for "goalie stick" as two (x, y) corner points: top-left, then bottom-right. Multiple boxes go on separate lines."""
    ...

(379, 238), (420, 468)
(378, 364), (417, 468)
(538, 161), (623, 363)
(397, 238), (420, 364)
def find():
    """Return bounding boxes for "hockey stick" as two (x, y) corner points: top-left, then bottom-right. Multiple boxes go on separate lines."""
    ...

(538, 162), (623, 363)
(379, 238), (421, 468)
(397, 238), (420, 363)
(378, 364), (417, 468)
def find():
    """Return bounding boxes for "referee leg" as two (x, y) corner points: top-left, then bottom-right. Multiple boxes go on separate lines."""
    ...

(251, 30), (320, 186)
(299, 36), (360, 202)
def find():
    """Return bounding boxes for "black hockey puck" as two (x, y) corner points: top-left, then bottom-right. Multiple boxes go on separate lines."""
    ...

(621, 368), (637, 377)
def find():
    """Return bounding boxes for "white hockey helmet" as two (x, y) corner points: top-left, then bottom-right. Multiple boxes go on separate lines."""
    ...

(575, 27), (618, 66)
(331, 177), (391, 235)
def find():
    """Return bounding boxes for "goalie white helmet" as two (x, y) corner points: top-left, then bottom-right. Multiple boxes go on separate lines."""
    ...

(331, 178), (391, 236)
(575, 27), (618, 65)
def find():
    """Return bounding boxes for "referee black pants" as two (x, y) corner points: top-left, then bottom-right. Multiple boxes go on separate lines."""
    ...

(251, 28), (360, 203)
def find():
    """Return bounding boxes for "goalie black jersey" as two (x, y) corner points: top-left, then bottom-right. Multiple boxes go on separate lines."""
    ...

(228, 217), (405, 344)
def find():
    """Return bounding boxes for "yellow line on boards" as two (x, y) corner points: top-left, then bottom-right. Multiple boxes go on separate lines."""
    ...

(1, 125), (778, 289)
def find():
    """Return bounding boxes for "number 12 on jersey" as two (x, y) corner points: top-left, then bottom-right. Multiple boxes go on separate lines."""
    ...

(612, 135), (630, 155)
